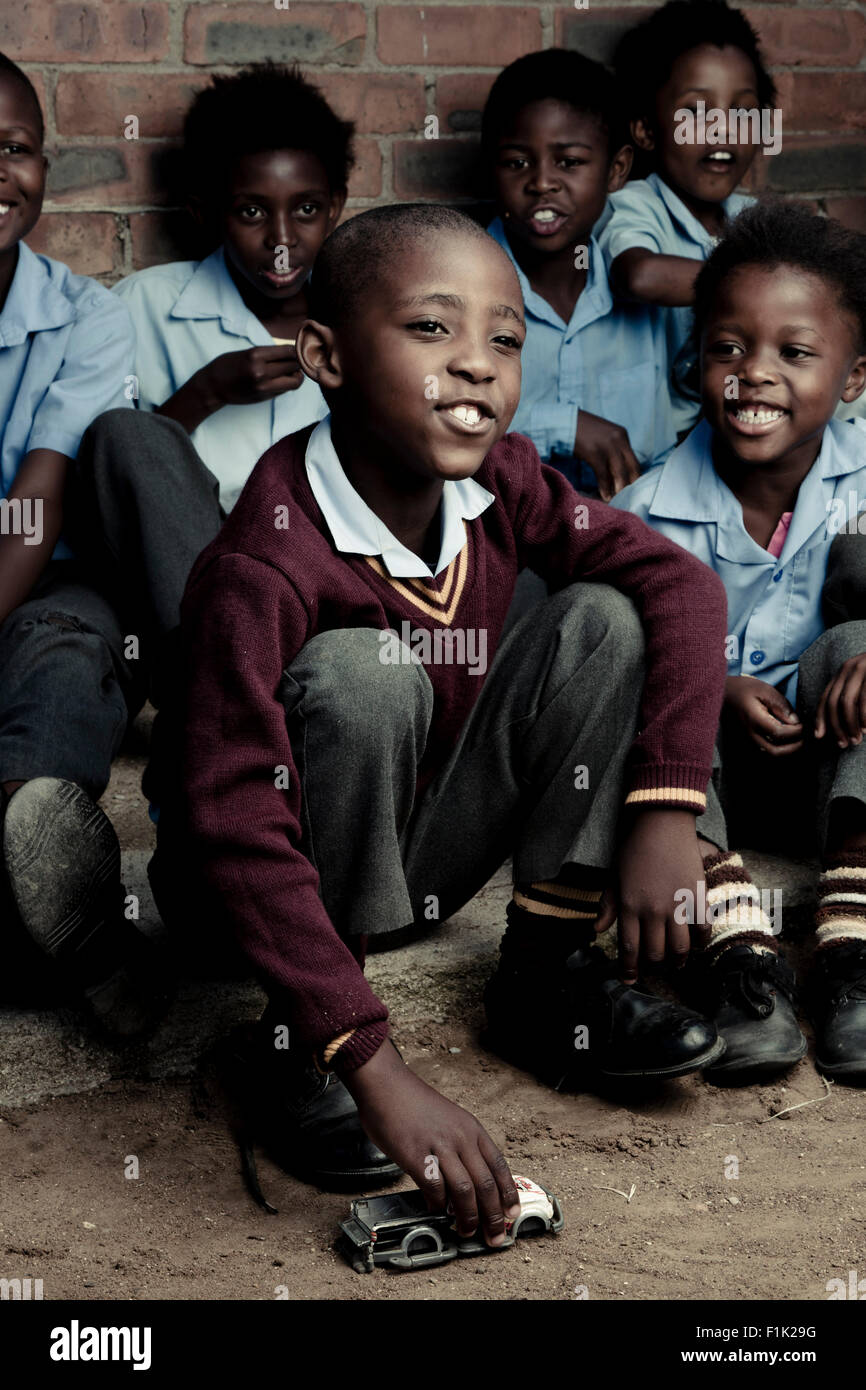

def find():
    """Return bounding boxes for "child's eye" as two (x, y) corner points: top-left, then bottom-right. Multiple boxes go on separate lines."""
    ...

(501, 157), (528, 171)
(0, 143), (29, 156)
(237, 205), (265, 220)
(781, 346), (813, 360)
(710, 341), (743, 357)
(559, 157), (587, 169)
(296, 203), (322, 218)
(493, 333), (522, 350)
(406, 319), (447, 335)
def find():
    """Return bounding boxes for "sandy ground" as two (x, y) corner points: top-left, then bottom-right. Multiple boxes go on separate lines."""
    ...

(2, 726), (865, 1302)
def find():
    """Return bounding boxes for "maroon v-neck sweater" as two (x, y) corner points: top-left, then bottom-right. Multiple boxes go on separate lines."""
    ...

(179, 426), (728, 1072)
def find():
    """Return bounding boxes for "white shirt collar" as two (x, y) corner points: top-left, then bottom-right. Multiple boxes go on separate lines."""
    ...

(304, 415), (495, 578)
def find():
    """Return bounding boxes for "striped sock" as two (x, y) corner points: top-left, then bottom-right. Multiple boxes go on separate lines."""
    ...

(506, 867), (607, 956)
(815, 849), (866, 949)
(702, 850), (777, 955)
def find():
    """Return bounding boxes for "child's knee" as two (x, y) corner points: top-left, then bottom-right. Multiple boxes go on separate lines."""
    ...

(559, 583), (645, 666)
(286, 627), (433, 731)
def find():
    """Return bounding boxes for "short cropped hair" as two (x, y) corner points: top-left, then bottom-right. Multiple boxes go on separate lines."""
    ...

(182, 62), (355, 200)
(481, 48), (628, 161)
(307, 203), (495, 327)
(614, 0), (776, 124)
(694, 200), (866, 352)
(0, 52), (44, 143)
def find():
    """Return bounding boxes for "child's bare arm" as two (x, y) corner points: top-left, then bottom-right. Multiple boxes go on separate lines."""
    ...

(610, 248), (702, 307)
(156, 345), (303, 433)
(0, 448), (67, 627)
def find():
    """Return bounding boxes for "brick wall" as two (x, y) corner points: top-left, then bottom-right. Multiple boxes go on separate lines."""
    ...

(7, 0), (866, 283)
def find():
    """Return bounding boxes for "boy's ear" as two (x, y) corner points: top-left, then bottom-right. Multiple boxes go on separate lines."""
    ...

(630, 116), (655, 153)
(297, 319), (343, 390)
(607, 143), (634, 193)
(841, 354), (866, 404)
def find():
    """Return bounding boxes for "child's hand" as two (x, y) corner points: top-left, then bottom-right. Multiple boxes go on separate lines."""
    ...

(344, 1041), (520, 1246)
(198, 344), (304, 409)
(595, 809), (710, 982)
(573, 411), (640, 501)
(724, 675), (804, 755)
(815, 654), (866, 749)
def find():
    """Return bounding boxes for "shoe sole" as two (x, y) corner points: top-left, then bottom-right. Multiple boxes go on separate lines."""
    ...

(704, 1034), (808, 1085)
(482, 1029), (726, 1084)
(3, 778), (120, 962)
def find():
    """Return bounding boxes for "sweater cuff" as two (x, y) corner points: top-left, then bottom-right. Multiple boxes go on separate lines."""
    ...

(625, 763), (710, 815)
(328, 1019), (390, 1075)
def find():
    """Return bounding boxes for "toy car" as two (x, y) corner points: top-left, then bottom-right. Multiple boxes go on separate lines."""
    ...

(338, 1174), (564, 1273)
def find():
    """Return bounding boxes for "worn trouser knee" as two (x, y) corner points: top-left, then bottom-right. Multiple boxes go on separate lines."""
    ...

(798, 620), (866, 716)
(282, 627), (434, 749)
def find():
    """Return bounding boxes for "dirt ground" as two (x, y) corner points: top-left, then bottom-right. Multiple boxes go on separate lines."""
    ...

(2, 724), (865, 1302)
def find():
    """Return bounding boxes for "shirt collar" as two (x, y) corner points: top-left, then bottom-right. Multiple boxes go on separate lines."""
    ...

(649, 417), (866, 561)
(486, 216), (612, 333)
(170, 246), (270, 342)
(304, 415), (494, 578)
(646, 172), (743, 251)
(0, 243), (76, 347)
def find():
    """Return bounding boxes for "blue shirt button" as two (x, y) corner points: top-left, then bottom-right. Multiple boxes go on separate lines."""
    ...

(750, 651), (766, 666)
(773, 571), (783, 582)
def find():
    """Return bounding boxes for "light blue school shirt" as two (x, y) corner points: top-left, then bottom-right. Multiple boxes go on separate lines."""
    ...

(598, 174), (754, 436)
(114, 248), (328, 512)
(305, 415), (494, 578)
(611, 416), (866, 701)
(487, 217), (676, 491)
(0, 242), (135, 558)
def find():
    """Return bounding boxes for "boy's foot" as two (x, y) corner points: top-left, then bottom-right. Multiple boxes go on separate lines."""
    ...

(239, 1021), (403, 1193)
(2, 777), (163, 1038)
(483, 938), (723, 1089)
(811, 942), (866, 1084)
(691, 944), (806, 1085)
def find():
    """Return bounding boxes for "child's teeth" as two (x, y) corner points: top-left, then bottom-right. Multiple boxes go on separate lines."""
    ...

(0, 204), (10, 213)
(735, 407), (785, 424)
(533, 210), (557, 222)
(450, 404), (482, 425)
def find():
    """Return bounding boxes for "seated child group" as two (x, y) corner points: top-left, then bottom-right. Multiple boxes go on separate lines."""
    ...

(3, 0), (866, 1241)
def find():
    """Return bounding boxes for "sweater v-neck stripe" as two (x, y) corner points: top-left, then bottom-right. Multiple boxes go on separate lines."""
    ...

(363, 527), (470, 626)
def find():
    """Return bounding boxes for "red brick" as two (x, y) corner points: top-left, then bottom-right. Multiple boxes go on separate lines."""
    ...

(746, 6), (866, 67)
(378, 7), (541, 67)
(347, 137), (382, 199)
(314, 72), (425, 135)
(44, 142), (178, 209)
(393, 138), (480, 200)
(184, 4), (365, 67)
(824, 196), (866, 234)
(129, 211), (202, 271)
(56, 73), (209, 140)
(25, 212), (122, 278)
(0, 2), (169, 63)
(436, 74), (495, 135)
(555, 5), (655, 65)
(775, 71), (866, 134)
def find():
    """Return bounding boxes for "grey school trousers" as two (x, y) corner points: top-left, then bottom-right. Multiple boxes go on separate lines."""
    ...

(277, 582), (646, 938)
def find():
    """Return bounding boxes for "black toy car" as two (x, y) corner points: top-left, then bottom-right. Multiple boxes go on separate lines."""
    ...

(339, 1174), (564, 1273)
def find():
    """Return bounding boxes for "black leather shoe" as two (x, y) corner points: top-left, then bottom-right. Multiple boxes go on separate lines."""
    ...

(483, 938), (723, 1089)
(693, 944), (806, 1085)
(235, 1023), (403, 1200)
(811, 942), (866, 1084)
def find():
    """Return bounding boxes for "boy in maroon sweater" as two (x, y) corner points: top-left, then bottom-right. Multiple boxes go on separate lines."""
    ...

(162, 205), (729, 1245)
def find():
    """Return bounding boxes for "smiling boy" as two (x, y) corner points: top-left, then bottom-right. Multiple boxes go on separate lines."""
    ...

(162, 203), (733, 1228)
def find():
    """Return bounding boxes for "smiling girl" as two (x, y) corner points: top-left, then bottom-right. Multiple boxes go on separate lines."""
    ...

(612, 201), (866, 1085)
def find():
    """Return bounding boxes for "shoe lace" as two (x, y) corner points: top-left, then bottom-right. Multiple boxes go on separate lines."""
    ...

(716, 953), (792, 1019)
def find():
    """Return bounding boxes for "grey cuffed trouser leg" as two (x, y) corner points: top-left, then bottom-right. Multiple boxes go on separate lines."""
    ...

(280, 582), (645, 938)
(0, 561), (137, 801)
(73, 407), (224, 646)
